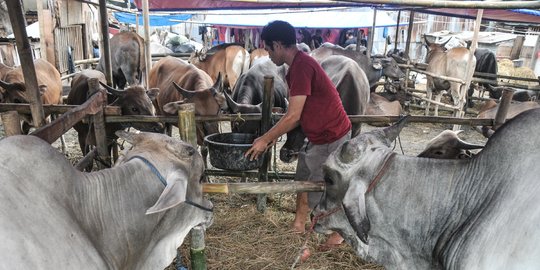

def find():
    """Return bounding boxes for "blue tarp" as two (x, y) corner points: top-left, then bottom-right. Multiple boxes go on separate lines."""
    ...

(113, 12), (192, 27)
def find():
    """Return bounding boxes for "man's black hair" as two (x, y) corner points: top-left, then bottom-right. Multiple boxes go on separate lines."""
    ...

(261, 20), (296, 50)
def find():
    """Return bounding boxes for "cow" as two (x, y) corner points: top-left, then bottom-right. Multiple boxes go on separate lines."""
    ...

(467, 48), (498, 106)
(96, 31), (145, 89)
(249, 48), (269, 67)
(310, 45), (405, 91)
(149, 56), (226, 146)
(0, 58), (62, 133)
(189, 43), (250, 92)
(313, 109), (540, 269)
(365, 92), (403, 127)
(0, 62), (13, 102)
(224, 58), (289, 134)
(424, 38), (476, 116)
(296, 42), (311, 53)
(66, 69), (163, 170)
(417, 130), (484, 159)
(476, 99), (540, 138)
(0, 131), (213, 269)
(279, 55), (370, 163)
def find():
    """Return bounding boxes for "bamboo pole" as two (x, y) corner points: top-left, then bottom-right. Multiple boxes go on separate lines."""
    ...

(142, 0), (151, 87)
(176, 103), (207, 270)
(367, 8), (377, 56)
(393, 10), (401, 51)
(203, 182), (325, 194)
(5, 0), (46, 128)
(334, 0), (540, 9)
(0, 111), (22, 136)
(98, 0), (113, 86)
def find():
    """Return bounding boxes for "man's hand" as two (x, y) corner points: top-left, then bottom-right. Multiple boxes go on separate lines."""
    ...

(245, 137), (276, 161)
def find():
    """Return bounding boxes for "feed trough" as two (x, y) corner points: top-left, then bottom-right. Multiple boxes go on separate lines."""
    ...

(204, 133), (263, 171)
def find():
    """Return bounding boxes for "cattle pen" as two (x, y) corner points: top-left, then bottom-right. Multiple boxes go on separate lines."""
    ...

(1, 0), (540, 269)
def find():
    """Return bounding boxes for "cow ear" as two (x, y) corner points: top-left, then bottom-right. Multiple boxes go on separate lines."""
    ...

(213, 72), (223, 93)
(146, 171), (188, 214)
(342, 181), (370, 244)
(163, 100), (187, 115)
(147, 88), (159, 101)
(372, 61), (382, 70)
(383, 115), (408, 143)
(116, 130), (142, 145)
(38, 85), (47, 96)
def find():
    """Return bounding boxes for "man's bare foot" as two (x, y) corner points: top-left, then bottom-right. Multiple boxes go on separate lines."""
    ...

(291, 221), (306, 234)
(318, 232), (344, 251)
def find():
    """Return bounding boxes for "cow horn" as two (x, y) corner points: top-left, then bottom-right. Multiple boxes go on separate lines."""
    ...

(0, 79), (15, 91)
(172, 82), (196, 99)
(99, 81), (125, 97)
(211, 72), (223, 95)
(456, 138), (484, 150)
(440, 37), (451, 48)
(383, 115), (409, 143)
(224, 90), (239, 113)
(338, 141), (360, 164)
(423, 35), (431, 47)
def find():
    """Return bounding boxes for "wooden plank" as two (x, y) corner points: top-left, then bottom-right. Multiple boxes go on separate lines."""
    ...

(203, 182), (326, 194)
(0, 104), (121, 115)
(30, 91), (106, 144)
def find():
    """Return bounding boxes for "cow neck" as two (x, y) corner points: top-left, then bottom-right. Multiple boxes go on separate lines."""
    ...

(126, 155), (213, 212)
(365, 152), (397, 194)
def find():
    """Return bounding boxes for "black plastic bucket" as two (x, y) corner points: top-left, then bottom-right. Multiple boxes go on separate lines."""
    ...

(204, 133), (263, 171)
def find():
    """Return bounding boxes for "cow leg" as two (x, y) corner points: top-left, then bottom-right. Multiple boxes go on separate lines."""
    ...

(434, 92), (443, 117)
(425, 89), (432, 116)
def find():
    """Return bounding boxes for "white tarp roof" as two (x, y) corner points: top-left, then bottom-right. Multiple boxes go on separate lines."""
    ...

(201, 8), (404, 28)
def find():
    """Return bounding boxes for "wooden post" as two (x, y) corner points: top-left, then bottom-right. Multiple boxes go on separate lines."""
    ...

(203, 182), (325, 194)
(5, 0), (46, 128)
(367, 8), (377, 57)
(494, 88), (515, 130)
(454, 9), (482, 130)
(89, 78), (110, 169)
(257, 76), (274, 213)
(1, 111), (22, 136)
(394, 10), (401, 51)
(176, 103), (207, 270)
(177, 103), (197, 147)
(142, 0), (151, 87)
(510, 36), (525, 60)
(98, 0), (113, 86)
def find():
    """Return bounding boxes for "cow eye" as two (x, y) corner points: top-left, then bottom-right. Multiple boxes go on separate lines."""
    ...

(131, 107), (139, 113)
(324, 176), (334, 185)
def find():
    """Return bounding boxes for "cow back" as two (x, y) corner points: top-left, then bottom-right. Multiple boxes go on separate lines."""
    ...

(190, 44), (249, 90)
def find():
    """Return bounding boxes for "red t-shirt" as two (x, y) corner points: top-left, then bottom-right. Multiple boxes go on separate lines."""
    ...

(286, 51), (351, 144)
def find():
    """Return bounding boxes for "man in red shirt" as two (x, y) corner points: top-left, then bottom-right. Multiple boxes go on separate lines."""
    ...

(245, 20), (351, 250)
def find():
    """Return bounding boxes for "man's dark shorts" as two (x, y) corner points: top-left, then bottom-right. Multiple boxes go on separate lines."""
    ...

(294, 131), (351, 208)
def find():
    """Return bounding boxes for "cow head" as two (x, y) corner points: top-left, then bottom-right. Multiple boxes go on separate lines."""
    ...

(417, 130), (484, 159)
(313, 116), (408, 256)
(99, 82), (164, 133)
(0, 78), (49, 104)
(224, 90), (263, 134)
(115, 130), (213, 226)
(375, 56), (405, 81)
(163, 73), (226, 145)
(279, 126), (306, 163)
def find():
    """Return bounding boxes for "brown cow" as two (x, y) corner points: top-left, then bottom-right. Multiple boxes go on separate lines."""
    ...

(0, 62), (13, 102)
(476, 99), (540, 138)
(365, 92), (403, 127)
(189, 43), (249, 91)
(418, 130), (484, 159)
(249, 48), (269, 67)
(424, 38), (476, 116)
(66, 69), (162, 170)
(0, 59), (62, 132)
(149, 56), (226, 145)
(96, 31), (145, 89)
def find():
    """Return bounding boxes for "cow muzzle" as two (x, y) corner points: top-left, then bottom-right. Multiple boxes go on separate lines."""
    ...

(279, 148), (299, 163)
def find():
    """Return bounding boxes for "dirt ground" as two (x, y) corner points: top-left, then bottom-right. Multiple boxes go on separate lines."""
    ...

(0, 107), (488, 270)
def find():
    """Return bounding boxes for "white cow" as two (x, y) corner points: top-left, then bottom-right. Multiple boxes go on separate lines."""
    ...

(0, 131), (213, 269)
